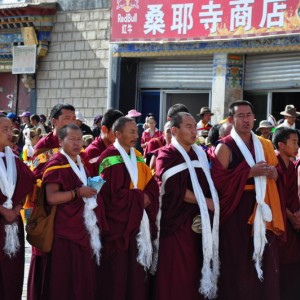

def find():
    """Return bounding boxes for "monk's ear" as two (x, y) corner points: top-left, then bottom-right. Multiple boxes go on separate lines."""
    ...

(171, 126), (177, 136)
(101, 125), (108, 134)
(115, 130), (121, 139)
(278, 141), (284, 149)
(228, 117), (234, 124)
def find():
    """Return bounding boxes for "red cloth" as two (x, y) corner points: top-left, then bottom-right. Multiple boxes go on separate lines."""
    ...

(144, 135), (166, 162)
(0, 156), (35, 300)
(276, 154), (300, 299)
(39, 152), (106, 299)
(141, 129), (163, 145)
(82, 136), (107, 176)
(98, 145), (159, 300)
(34, 132), (59, 153)
(154, 144), (211, 300)
(211, 136), (280, 300)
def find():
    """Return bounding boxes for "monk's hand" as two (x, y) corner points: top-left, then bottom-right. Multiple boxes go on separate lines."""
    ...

(249, 161), (274, 178)
(143, 193), (151, 208)
(79, 186), (97, 198)
(266, 165), (278, 180)
(205, 198), (214, 212)
(2, 207), (19, 224)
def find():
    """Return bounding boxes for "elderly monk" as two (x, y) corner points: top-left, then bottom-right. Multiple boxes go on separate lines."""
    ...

(0, 114), (35, 300)
(98, 116), (159, 300)
(211, 100), (284, 300)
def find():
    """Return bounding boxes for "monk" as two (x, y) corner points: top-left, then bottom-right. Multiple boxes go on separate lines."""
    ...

(98, 116), (159, 300)
(83, 108), (123, 176)
(273, 127), (300, 300)
(27, 103), (76, 300)
(211, 100), (284, 300)
(154, 112), (219, 300)
(0, 115), (35, 300)
(41, 124), (105, 299)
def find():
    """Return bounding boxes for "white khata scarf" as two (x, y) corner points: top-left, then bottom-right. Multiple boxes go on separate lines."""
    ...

(231, 127), (272, 280)
(0, 147), (18, 257)
(113, 139), (153, 270)
(60, 149), (101, 265)
(172, 137), (220, 299)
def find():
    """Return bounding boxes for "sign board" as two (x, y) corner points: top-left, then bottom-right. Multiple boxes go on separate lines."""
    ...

(111, 0), (300, 42)
(12, 45), (36, 74)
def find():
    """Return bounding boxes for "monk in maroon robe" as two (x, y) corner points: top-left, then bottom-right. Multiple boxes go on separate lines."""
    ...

(98, 117), (159, 300)
(211, 101), (282, 300)
(273, 128), (300, 300)
(28, 104), (76, 300)
(41, 124), (106, 300)
(154, 145), (212, 300)
(154, 112), (217, 300)
(0, 116), (35, 300)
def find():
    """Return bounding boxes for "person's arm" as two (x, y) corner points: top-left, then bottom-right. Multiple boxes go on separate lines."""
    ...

(46, 183), (97, 205)
(184, 189), (214, 212)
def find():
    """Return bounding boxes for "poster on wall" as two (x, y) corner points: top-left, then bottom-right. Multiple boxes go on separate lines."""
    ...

(111, 0), (300, 42)
(12, 45), (36, 74)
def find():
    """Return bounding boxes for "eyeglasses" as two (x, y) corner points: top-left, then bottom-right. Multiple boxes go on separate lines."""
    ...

(234, 113), (254, 119)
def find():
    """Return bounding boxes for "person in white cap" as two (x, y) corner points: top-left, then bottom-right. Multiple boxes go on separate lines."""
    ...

(126, 109), (144, 152)
(75, 111), (93, 136)
(256, 120), (273, 140)
(197, 107), (214, 138)
(277, 105), (300, 129)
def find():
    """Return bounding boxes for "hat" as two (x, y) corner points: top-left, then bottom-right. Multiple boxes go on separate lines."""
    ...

(197, 107), (214, 116)
(280, 105), (300, 117)
(19, 111), (31, 118)
(126, 109), (141, 118)
(75, 111), (86, 123)
(7, 112), (17, 121)
(93, 114), (103, 125)
(256, 120), (273, 131)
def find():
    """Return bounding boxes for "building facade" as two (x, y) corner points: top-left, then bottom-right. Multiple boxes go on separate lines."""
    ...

(111, 0), (300, 128)
(0, 0), (110, 125)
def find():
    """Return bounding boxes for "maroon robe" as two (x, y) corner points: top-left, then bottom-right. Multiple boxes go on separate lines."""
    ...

(154, 144), (212, 300)
(211, 135), (280, 300)
(144, 135), (166, 162)
(82, 136), (107, 176)
(98, 145), (159, 300)
(40, 153), (106, 300)
(276, 154), (300, 300)
(0, 155), (35, 300)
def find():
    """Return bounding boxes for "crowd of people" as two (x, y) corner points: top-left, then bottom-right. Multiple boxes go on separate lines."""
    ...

(0, 100), (299, 300)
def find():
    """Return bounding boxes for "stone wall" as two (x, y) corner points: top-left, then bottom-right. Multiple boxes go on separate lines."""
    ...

(36, 7), (110, 126)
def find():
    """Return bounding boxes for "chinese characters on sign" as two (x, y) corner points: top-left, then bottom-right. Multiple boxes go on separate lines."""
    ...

(111, 0), (300, 42)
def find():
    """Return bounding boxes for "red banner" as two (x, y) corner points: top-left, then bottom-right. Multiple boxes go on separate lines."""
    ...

(111, 0), (300, 42)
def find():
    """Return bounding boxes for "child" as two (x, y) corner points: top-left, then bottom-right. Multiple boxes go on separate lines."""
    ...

(273, 127), (300, 300)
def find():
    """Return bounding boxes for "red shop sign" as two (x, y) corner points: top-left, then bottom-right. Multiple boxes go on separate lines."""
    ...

(111, 0), (300, 42)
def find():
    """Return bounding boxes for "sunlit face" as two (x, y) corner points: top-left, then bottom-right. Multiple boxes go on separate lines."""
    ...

(52, 109), (76, 133)
(147, 118), (156, 130)
(116, 121), (139, 153)
(260, 127), (272, 139)
(0, 118), (13, 151)
(202, 113), (212, 123)
(280, 133), (299, 158)
(173, 115), (198, 149)
(60, 128), (83, 159)
(230, 105), (255, 135)
(285, 116), (296, 126)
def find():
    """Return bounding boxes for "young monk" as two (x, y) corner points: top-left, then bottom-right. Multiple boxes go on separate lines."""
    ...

(273, 127), (300, 300)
